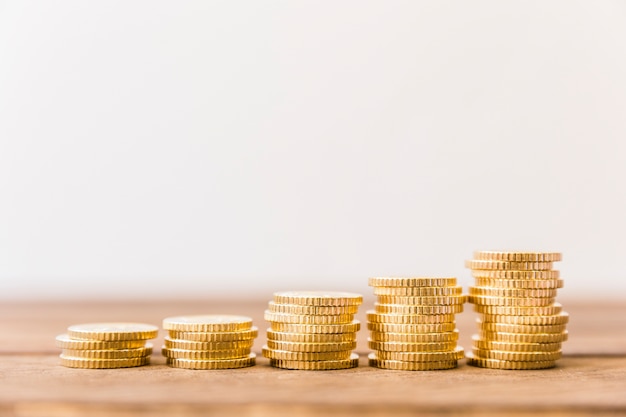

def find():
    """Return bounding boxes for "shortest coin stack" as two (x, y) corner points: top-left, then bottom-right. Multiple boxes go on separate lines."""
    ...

(162, 315), (257, 370)
(56, 323), (158, 369)
(264, 291), (363, 370)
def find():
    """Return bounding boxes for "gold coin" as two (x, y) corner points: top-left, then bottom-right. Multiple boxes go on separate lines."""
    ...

(367, 311), (456, 324)
(62, 344), (152, 359)
(473, 251), (562, 262)
(471, 348), (562, 361)
(472, 336), (562, 352)
(269, 353), (359, 370)
(469, 286), (558, 298)
(264, 311), (354, 325)
(267, 301), (359, 315)
(270, 320), (360, 334)
(266, 330), (356, 343)
(373, 286), (463, 296)
(369, 330), (459, 344)
(59, 355), (150, 369)
(66, 323), (158, 341)
(375, 295), (466, 306)
(55, 334), (147, 350)
(466, 354), (556, 370)
(474, 303), (563, 316)
(465, 260), (553, 271)
(468, 295), (555, 307)
(166, 353), (256, 369)
(162, 315), (253, 332)
(374, 347), (464, 362)
(477, 321), (567, 334)
(369, 277), (457, 287)
(374, 303), (464, 315)
(262, 346), (353, 361)
(168, 327), (258, 342)
(368, 339), (458, 352)
(161, 347), (251, 360)
(480, 331), (569, 343)
(471, 270), (560, 279)
(273, 291), (363, 306)
(266, 340), (356, 352)
(367, 321), (456, 333)
(368, 353), (457, 371)
(480, 312), (569, 326)
(164, 337), (254, 351)
(474, 278), (564, 289)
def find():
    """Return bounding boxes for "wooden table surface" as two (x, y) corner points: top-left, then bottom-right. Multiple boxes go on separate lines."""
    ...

(1, 298), (625, 416)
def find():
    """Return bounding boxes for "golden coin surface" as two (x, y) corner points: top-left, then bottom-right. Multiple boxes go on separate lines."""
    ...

(162, 315), (253, 332)
(474, 303), (563, 316)
(266, 340), (356, 352)
(469, 286), (558, 298)
(166, 353), (256, 370)
(465, 260), (554, 271)
(480, 312), (569, 326)
(62, 345), (152, 359)
(367, 311), (456, 324)
(474, 278), (564, 289)
(374, 347), (465, 362)
(368, 339), (458, 352)
(472, 336), (562, 352)
(471, 348), (562, 361)
(466, 354), (556, 370)
(373, 286), (463, 296)
(161, 347), (251, 360)
(164, 337), (254, 351)
(473, 251), (562, 262)
(269, 353), (359, 370)
(168, 327), (258, 342)
(262, 346), (353, 361)
(366, 322), (457, 333)
(266, 329), (357, 343)
(66, 323), (158, 341)
(375, 295), (466, 306)
(471, 270), (560, 279)
(267, 302), (359, 315)
(264, 311), (354, 325)
(468, 295), (555, 307)
(374, 303), (464, 315)
(477, 321), (567, 334)
(479, 331), (569, 343)
(369, 277), (457, 287)
(59, 355), (150, 369)
(369, 330), (459, 344)
(368, 353), (457, 371)
(273, 291), (363, 306)
(270, 320), (360, 334)
(55, 334), (147, 350)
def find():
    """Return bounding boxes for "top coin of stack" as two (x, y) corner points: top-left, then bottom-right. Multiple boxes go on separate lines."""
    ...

(263, 291), (362, 370)
(162, 315), (257, 370)
(466, 251), (569, 370)
(56, 323), (158, 369)
(367, 277), (466, 371)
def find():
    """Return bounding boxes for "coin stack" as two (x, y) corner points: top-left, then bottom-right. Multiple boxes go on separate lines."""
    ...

(263, 291), (363, 370)
(367, 277), (466, 371)
(466, 251), (569, 370)
(56, 323), (157, 369)
(162, 315), (257, 370)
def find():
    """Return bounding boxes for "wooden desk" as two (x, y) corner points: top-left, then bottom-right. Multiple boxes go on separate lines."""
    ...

(1, 299), (625, 416)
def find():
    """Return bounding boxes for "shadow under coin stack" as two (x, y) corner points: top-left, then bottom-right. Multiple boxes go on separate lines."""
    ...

(466, 251), (568, 370)
(263, 291), (362, 370)
(367, 277), (466, 370)
(56, 323), (157, 369)
(162, 315), (257, 370)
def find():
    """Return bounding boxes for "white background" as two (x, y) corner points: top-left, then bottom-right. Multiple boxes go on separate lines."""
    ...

(1, 1), (625, 300)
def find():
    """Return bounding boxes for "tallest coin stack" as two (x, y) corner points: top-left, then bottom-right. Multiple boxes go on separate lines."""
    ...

(465, 251), (569, 370)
